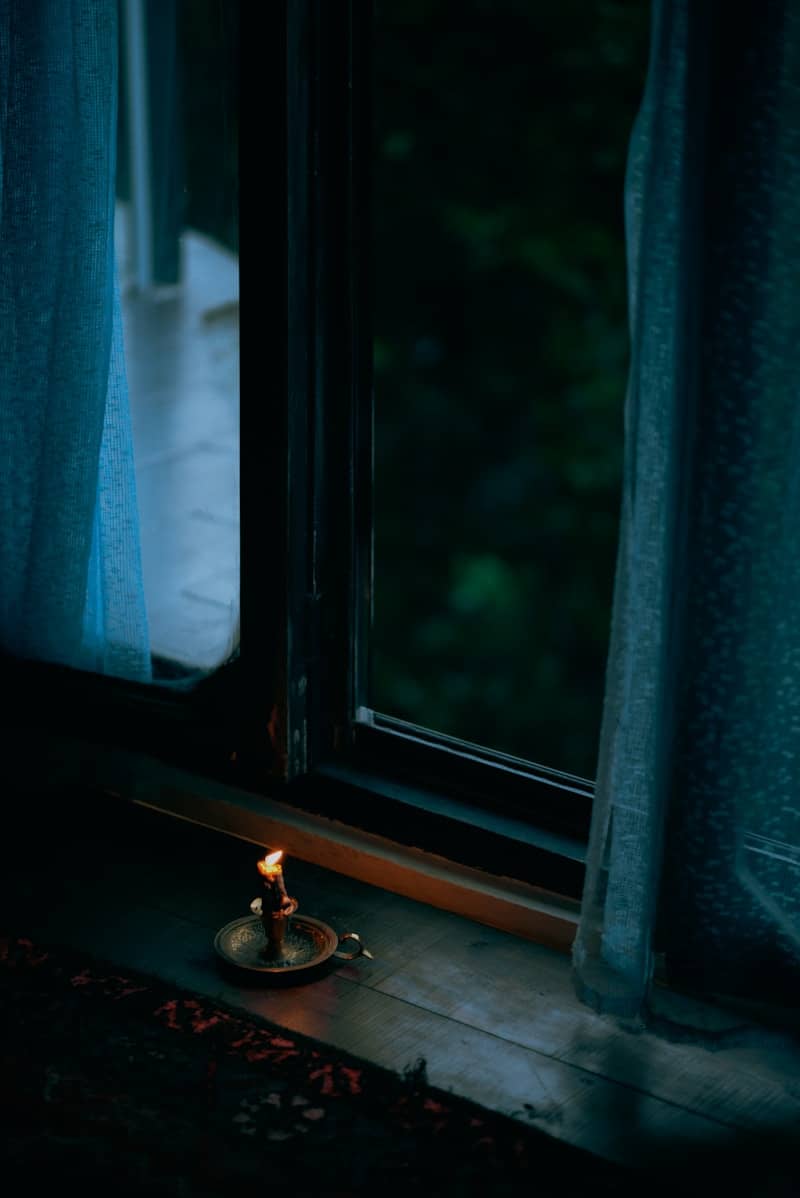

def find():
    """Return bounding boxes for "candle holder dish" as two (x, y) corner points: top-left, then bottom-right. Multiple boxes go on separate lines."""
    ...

(213, 911), (373, 983)
(216, 850), (373, 984)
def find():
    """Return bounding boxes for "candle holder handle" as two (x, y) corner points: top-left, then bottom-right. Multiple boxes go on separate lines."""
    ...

(333, 932), (374, 961)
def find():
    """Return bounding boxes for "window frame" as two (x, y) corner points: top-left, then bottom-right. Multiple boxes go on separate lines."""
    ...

(5, 0), (593, 906)
(0, 0), (279, 786)
(288, 0), (593, 893)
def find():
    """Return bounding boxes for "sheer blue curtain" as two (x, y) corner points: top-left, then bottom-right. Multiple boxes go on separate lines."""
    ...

(0, 0), (150, 681)
(573, 1), (800, 1016)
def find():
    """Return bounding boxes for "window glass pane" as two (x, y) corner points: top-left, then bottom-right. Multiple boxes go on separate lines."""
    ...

(371, 0), (649, 777)
(117, 0), (239, 680)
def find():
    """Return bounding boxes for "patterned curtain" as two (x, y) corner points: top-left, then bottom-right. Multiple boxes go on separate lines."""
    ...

(573, 1), (800, 1015)
(0, 0), (150, 681)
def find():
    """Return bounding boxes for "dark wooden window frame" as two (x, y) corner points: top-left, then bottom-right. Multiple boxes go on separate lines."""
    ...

(4, 0), (591, 903)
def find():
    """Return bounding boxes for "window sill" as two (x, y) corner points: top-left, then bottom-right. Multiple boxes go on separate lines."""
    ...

(6, 791), (799, 1180)
(4, 656), (587, 907)
(31, 728), (581, 954)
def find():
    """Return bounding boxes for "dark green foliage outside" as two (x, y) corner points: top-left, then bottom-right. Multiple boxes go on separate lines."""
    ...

(371, 1), (650, 779)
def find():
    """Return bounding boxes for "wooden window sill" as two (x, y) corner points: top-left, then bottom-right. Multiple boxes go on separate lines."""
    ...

(4, 780), (800, 1179)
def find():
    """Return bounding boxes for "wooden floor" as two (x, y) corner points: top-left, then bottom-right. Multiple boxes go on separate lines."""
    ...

(3, 790), (800, 1185)
(116, 205), (239, 671)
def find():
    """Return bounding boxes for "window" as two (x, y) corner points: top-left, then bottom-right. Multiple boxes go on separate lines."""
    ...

(10, 1), (648, 905)
(265, 0), (647, 880)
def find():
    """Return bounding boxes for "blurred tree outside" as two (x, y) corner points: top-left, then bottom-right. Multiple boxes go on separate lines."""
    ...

(372, 0), (650, 779)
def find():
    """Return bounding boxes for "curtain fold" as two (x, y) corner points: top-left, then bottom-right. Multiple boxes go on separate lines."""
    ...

(0, 0), (150, 682)
(573, 0), (800, 1015)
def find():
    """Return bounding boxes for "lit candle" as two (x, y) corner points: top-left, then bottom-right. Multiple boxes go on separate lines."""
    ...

(255, 849), (297, 962)
(257, 850), (292, 913)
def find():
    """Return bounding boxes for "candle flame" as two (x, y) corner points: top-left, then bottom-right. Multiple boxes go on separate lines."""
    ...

(257, 849), (284, 878)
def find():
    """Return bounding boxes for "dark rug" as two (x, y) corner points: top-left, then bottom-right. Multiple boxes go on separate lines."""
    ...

(0, 934), (634, 1196)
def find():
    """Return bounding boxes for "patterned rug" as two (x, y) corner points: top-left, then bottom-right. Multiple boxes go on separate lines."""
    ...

(0, 934), (634, 1196)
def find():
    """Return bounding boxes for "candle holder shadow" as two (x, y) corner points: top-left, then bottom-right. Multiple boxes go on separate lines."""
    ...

(213, 913), (373, 987)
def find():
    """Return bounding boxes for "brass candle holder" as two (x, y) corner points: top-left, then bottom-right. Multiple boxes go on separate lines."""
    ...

(249, 893), (299, 961)
(214, 849), (373, 981)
